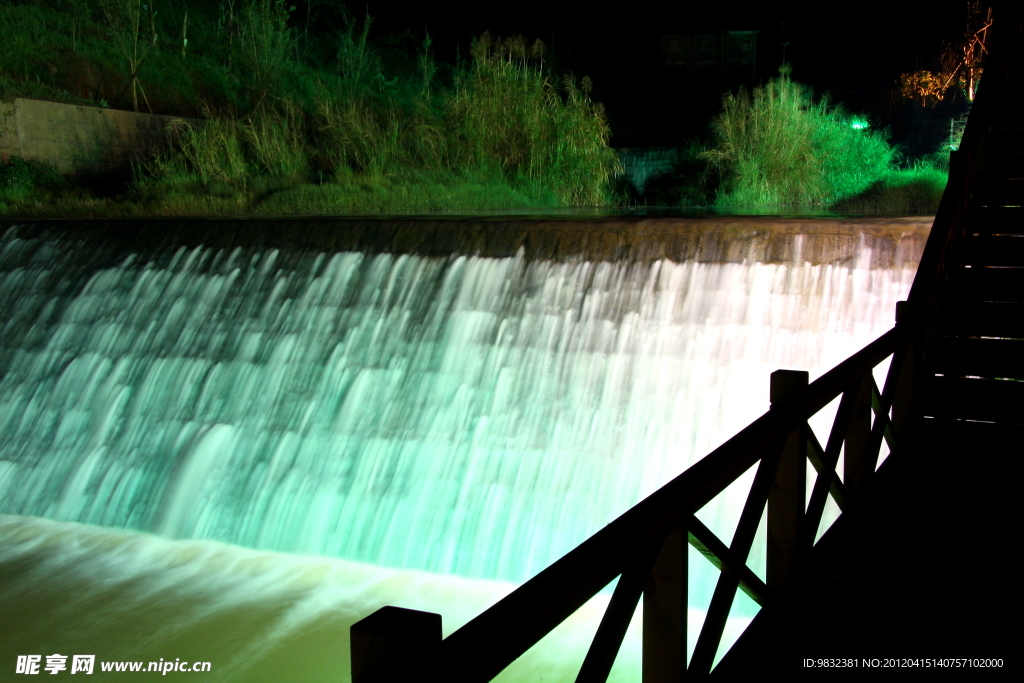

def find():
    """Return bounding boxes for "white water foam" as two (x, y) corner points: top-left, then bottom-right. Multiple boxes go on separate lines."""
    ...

(0, 227), (915, 677)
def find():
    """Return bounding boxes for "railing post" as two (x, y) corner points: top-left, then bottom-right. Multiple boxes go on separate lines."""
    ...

(643, 525), (688, 681)
(351, 606), (441, 683)
(891, 300), (918, 449)
(768, 370), (808, 589)
(843, 372), (874, 495)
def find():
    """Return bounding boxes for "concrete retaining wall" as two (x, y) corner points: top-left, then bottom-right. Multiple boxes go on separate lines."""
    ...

(0, 215), (934, 269)
(0, 98), (198, 174)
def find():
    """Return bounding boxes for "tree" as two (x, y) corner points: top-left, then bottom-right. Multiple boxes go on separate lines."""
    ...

(899, 2), (992, 106)
(58, 0), (92, 52)
(98, 0), (158, 113)
(235, 0), (297, 113)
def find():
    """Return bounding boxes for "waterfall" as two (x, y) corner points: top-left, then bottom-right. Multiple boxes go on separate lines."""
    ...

(0, 222), (918, 679)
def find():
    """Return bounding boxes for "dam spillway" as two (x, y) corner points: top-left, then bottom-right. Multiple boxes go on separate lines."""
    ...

(0, 216), (929, 679)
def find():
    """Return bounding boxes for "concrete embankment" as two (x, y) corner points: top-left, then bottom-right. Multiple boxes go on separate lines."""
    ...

(0, 215), (932, 267)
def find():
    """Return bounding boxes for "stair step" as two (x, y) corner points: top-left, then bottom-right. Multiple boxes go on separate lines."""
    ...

(973, 178), (1024, 205)
(981, 153), (1024, 177)
(982, 168), (1024, 181)
(960, 266), (1024, 301)
(973, 205), (1024, 233)
(962, 235), (1024, 265)
(933, 338), (1024, 379)
(987, 128), (1024, 153)
(925, 375), (1024, 423)
(949, 301), (1024, 338)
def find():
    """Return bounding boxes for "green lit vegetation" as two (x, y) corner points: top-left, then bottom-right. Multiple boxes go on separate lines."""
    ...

(0, 1), (950, 217)
(0, 156), (63, 209)
(830, 165), (948, 215)
(699, 67), (896, 209)
(849, 116), (870, 130)
(0, 1), (617, 216)
(634, 68), (950, 215)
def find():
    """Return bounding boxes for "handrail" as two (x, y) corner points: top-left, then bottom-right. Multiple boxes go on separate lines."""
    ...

(439, 328), (906, 682)
(351, 7), (1018, 682)
(352, 320), (913, 682)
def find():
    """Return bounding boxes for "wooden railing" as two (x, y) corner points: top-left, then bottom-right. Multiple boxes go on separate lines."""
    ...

(351, 320), (919, 682)
(350, 8), (1015, 681)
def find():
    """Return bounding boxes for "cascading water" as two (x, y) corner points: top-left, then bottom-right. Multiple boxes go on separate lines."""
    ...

(0, 222), (919, 680)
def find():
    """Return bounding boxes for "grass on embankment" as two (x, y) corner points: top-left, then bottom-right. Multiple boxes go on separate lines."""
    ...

(0, 2), (619, 217)
(0, 168), (564, 218)
(635, 67), (950, 216)
(0, 3), (947, 218)
(829, 165), (947, 215)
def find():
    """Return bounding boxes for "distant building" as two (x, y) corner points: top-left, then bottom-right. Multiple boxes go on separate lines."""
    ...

(660, 31), (757, 97)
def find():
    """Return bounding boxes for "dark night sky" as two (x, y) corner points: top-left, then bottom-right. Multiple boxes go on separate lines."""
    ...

(320, 1), (981, 147)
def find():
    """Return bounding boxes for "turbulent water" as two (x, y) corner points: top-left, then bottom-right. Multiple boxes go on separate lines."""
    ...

(0, 224), (914, 679)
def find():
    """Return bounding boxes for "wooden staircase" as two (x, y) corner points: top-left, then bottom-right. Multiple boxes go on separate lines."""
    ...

(712, 7), (1023, 674)
(930, 83), (1024, 424)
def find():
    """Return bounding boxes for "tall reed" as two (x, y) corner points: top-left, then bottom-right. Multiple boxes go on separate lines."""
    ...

(446, 33), (619, 205)
(141, 24), (619, 211)
(702, 67), (894, 208)
(1, 3), (619, 214)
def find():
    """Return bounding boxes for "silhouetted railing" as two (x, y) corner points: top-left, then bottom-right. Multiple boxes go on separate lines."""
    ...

(350, 7), (1017, 681)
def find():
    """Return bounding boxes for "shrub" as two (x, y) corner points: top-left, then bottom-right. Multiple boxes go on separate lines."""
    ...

(0, 156), (62, 202)
(149, 116), (250, 185)
(702, 67), (894, 208)
(445, 32), (619, 205)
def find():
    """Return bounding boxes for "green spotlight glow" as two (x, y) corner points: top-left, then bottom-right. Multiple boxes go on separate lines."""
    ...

(850, 117), (870, 130)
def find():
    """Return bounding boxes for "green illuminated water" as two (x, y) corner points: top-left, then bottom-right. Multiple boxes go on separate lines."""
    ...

(0, 224), (913, 678)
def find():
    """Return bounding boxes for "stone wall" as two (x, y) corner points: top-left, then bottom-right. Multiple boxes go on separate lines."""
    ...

(0, 98), (199, 174)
